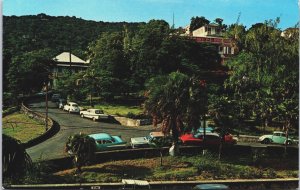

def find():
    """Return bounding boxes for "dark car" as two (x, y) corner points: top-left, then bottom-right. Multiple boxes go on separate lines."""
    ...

(51, 94), (61, 102)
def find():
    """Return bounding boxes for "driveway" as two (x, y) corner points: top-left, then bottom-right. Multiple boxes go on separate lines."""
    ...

(26, 101), (156, 161)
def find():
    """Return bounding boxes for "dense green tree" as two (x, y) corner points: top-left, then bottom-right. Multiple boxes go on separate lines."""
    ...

(225, 24), (246, 52)
(87, 32), (132, 99)
(190, 16), (210, 31)
(144, 72), (209, 155)
(225, 19), (298, 139)
(130, 20), (170, 89)
(65, 133), (96, 173)
(6, 48), (55, 95)
(3, 134), (32, 181)
(3, 14), (142, 94)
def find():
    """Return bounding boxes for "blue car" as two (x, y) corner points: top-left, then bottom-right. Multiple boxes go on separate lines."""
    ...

(197, 127), (214, 133)
(88, 133), (127, 151)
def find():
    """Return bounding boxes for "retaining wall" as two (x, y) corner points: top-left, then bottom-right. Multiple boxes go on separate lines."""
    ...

(113, 116), (152, 127)
(20, 100), (59, 148)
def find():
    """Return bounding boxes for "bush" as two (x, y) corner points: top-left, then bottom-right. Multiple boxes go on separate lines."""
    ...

(126, 112), (151, 119)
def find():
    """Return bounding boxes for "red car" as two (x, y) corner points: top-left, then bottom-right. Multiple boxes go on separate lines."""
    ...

(180, 132), (237, 146)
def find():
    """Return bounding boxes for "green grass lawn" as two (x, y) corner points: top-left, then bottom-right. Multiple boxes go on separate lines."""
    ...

(52, 154), (298, 183)
(3, 112), (45, 143)
(83, 104), (143, 116)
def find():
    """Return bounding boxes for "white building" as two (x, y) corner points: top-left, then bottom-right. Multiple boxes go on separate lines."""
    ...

(51, 52), (90, 88)
(183, 23), (236, 63)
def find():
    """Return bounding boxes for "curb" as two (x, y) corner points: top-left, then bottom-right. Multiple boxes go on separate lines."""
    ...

(9, 178), (299, 189)
(20, 99), (60, 149)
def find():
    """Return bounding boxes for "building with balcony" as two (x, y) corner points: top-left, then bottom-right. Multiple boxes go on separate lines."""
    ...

(51, 52), (90, 88)
(183, 23), (236, 63)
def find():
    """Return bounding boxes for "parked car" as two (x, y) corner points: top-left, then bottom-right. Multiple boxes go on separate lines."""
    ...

(51, 94), (61, 102)
(180, 132), (237, 146)
(258, 131), (296, 145)
(193, 184), (229, 190)
(56, 98), (67, 109)
(80, 109), (109, 121)
(130, 131), (172, 148)
(88, 133), (127, 151)
(196, 126), (214, 133)
(63, 102), (80, 113)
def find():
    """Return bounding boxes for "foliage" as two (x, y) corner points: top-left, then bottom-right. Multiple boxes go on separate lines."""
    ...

(190, 16), (210, 31)
(52, 154), (297, 183)
(3, 14), (142, 95)
(65, 133), (96, 173)
(87, 32), (131, 99)
(149, 136), (173, 166)
(222, 18), (298, 137)
(6, 48), (55, 95)
(225, 24), (246, 51)
(2, 134), (32, 181)
(145, 72), (190, 143)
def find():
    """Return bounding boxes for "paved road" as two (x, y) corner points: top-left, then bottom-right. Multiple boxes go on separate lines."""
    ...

(26, 101), (297, 161)
(26, 101), (156, 161)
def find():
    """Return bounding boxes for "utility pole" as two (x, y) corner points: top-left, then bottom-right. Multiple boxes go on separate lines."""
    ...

(45, 82), (48, 131)
(69, 43), (72, 74)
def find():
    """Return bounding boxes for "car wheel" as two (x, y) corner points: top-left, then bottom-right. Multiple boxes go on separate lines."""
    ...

(286, 140), (292, 145)
(68, 109), (71, 113)
(131, 143), (135, 149)
(262, 138), (271, 144)
(81, 114), (84, 118)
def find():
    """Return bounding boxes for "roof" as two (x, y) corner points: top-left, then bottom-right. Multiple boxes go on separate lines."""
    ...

(149, 131), (165, 137)
(89, 133), (112, 140)
(68, 102), (78, 104)
(53, 52), (89, 64)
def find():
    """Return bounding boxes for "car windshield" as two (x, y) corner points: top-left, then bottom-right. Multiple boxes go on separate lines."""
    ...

(72, 104), (78, 107)
(95, 110), (104, 114)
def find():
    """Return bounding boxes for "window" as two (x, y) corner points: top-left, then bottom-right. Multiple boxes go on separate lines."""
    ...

(207, 27), (211, 35)
(95, 110), (104, 114)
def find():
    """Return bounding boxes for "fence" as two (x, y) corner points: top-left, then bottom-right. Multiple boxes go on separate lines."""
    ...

(20, 100), (59, 148)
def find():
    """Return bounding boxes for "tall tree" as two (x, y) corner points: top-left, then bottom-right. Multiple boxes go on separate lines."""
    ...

(6, 48), (55, 95)
(225, 19), (298, 139)
(190, 16), (210, 31)
(144, 72), (208, 155)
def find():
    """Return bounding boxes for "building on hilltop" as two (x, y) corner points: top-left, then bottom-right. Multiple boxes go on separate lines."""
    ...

(51, 52), (90, 88)
(182, 23), (236, 64)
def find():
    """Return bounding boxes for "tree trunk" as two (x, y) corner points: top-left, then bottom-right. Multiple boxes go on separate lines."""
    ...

(218, 140), (223, 160)
(160, 151), (163, 166)
(284, 120), (290, 156)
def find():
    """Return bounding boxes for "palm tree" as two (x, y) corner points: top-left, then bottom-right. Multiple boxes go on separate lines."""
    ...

(145, 72), (206, 155)
(3, 134), (32, 180)
(65, 133), (96, 173)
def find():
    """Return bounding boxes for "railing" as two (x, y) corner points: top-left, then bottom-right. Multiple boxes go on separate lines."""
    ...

(20, 100), (59, 148)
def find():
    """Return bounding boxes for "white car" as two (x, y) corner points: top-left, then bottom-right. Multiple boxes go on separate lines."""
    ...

(63, 102), (80, 113)
(130, 131), (171, 148)
(80, 109), (109, 121)
(258, 131), (296, 145)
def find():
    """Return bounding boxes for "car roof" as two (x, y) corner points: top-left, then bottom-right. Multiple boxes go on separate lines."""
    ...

(149, 131), (166, 137)
(89, 133), (112, 140)
(274, 131), (284, 133)
(196, 132), (219, 137)
(88, 109), (103, 111)
(68, 102), (78, 104)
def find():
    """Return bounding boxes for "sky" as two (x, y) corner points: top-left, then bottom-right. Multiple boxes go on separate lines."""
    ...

(3, 0), (299, 30)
